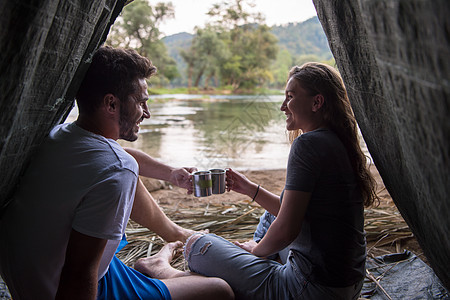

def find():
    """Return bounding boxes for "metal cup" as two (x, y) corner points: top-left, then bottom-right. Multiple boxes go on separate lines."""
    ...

(209, 168), (226, 194)
(192, 171), (212, 197)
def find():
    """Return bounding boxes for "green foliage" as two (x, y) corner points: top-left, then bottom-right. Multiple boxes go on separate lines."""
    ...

(107, 0), (334, 91)
(269, 48), (295, 88)
(271, 17), (332, 60)
(180, 26), (229, 88)
(322, 57), (337, 68)
(106, 0), (179, 85)
(149, 87), (191, 95)
(162, 32), (193, 86)
(180, 0), (278, 91)
(165, 15), (334, 90)
(267, 17), (335, 89)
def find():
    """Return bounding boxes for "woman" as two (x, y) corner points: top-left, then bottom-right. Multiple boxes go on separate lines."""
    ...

(138, 62), (378, 299)
(181, 62), (378, 300)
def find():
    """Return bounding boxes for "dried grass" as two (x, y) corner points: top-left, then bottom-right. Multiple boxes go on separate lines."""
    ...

(365, 207), (414, 254)
(117, 196), (417, 273)
(117, 201), (264, 270)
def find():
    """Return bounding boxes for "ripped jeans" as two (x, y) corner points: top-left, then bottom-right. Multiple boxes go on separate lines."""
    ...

(184, 212), (363, 300)
(184, 233), (303, 300)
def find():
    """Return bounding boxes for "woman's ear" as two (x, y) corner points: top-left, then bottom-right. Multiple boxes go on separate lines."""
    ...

(312, 94), (324, 112)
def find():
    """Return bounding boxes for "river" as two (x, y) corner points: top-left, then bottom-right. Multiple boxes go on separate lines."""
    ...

(66, 93), (370, 171)
(67, 94), (290, 170)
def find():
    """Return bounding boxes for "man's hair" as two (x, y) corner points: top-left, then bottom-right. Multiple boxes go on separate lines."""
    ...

(76, 46), (157, 115)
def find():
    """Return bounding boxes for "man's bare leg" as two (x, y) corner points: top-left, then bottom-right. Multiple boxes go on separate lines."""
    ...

(131, 179), (196, 242)
(135, 241), (234, 300)
(163, 276), (234, 300)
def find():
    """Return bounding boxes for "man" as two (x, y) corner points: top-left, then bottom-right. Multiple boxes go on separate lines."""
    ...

(0, 46), (233, 300)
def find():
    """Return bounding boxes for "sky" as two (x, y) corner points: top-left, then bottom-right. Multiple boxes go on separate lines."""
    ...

(155, 0), (318, 36)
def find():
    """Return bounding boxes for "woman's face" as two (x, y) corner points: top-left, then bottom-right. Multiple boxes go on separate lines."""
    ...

(281, 77), (317, 132)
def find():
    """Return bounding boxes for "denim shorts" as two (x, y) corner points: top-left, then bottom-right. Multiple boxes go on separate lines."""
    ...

(185, 233), (363, 300)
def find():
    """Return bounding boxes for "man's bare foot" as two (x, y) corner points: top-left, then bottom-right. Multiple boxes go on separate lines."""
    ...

(134, 241), (187, 279)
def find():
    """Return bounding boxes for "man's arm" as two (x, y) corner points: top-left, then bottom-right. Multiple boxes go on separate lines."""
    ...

(55, 229), (107, 300)
(124, 147), (175, 180)
(124, 147), (196, 193)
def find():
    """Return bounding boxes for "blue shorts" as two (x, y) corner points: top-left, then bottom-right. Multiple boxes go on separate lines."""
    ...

(97, 237), (171, 300)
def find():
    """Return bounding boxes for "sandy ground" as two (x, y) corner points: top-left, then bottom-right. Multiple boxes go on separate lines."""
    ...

(146, 165), (427, 263)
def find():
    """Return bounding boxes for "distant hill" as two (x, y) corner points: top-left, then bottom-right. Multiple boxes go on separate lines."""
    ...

(271, 16), (332, 59)
(163, 32), (192, 63)
(162, 16), (332, 85)
(162, 32), (191, 85)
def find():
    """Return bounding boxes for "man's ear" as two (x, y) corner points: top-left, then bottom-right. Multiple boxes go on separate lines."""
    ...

(103, 94), (118, 114)
(312, 94), (324, 112)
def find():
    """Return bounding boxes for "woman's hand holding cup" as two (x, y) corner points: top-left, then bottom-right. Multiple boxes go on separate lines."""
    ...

(226, 168), (258, 197)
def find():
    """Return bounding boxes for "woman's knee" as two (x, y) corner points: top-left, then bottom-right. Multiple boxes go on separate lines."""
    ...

(183, 233), (205, 258)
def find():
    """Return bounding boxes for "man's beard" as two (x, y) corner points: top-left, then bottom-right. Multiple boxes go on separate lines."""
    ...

(119, 101), (139, 142)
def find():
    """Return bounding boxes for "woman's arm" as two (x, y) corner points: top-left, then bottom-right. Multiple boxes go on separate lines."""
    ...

(226, 168), (281, 215)
(251, 190), (310, 258)
(252, 185), (283, 216)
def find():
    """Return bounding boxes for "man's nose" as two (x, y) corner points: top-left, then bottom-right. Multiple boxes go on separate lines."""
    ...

(143, 103), (151, 118)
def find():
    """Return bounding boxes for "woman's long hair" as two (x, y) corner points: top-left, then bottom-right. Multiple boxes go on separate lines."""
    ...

(288, 62), (379, 207)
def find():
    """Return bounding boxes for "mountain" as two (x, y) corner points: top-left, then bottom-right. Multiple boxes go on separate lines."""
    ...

(271, 16), (332, 59)
(163, 32), (193, 63)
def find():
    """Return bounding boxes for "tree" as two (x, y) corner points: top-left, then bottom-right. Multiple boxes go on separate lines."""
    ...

(106, 0), (179, 85)
(270, 48), (295, 89)
(223, 23), (278, 89)
(185, 0), (278, 91)
(180, 26), (229, 88)
(206, 0), (264, 30)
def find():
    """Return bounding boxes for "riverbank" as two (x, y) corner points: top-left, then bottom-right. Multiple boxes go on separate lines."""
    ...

(134, 165), (426, 266)
(149, 86), (284, 96)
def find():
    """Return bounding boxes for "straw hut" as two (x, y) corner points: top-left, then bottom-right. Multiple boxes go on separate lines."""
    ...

(0, 0), (448, 293)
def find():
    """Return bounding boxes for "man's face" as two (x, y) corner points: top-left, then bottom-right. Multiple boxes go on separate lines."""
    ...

(119, 78), (150, 142)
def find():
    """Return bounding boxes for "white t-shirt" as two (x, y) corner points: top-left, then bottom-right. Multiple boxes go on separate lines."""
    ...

(0, 123), (138, 299)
